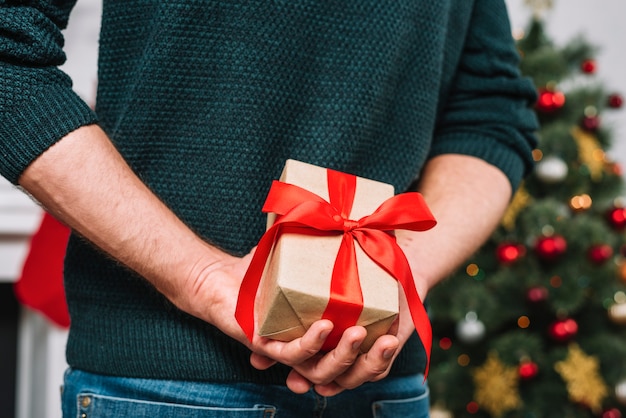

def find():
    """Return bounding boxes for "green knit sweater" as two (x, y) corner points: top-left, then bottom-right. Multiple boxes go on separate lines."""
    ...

(0, 0), (537, 384)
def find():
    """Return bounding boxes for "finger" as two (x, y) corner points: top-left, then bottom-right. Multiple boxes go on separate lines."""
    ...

(313, 381), (346, 397)
(387, 316), (399, 336)
(333, 334), (399, 390)
(249, 352), (277, 370)
(285, 369), (313, 394)
(292, 325), (367, 385)
(254, 320), (333, 365)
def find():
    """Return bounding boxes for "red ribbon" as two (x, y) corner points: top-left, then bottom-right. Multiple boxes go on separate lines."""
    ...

(235, 168), (437, 376)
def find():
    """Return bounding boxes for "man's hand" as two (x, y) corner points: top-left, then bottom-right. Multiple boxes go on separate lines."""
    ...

(287, 287), (412, 397)
(179, 249), (399, 395)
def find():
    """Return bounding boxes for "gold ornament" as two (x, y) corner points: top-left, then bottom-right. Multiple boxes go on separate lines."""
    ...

(472, 352), (522, 417)
(501, 184), (531, 231)
(571, 126), (606, 181)
(554, 344), (608, 413)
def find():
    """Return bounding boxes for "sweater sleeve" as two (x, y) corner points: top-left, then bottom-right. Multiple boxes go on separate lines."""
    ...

(430, 0), (538, 191)
(0, 1), (98, 184)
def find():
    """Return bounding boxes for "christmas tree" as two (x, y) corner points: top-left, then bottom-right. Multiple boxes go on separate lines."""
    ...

(427, 9), (626, 418)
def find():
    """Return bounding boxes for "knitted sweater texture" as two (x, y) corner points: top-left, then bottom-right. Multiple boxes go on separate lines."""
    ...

(0, 0), (537, 383)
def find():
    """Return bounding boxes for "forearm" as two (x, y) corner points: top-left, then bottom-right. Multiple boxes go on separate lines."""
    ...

(18, 124), (228, 315)
(397, 154), (512, 297)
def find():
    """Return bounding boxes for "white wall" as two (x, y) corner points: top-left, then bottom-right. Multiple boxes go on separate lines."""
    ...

(61, 0), (102, 105)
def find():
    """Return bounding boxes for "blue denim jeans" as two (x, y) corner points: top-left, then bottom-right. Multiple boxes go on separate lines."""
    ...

(61, 368), (430, 417)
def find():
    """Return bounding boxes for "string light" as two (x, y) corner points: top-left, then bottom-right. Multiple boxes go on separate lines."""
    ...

(570, 194), (592, 211)
(550, 276), (562, 288)
(466, 263), (479, 276)
(518, 316), (531, 328)
(458, 354), (471, 367)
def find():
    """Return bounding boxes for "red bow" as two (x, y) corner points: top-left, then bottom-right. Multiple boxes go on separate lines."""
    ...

(235, 168), (436, 375)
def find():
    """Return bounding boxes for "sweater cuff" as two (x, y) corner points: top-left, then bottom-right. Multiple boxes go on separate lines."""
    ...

(0, 84), (98, 184)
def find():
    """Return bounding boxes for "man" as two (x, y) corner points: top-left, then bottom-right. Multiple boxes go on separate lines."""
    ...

(0, 0), (537, 416)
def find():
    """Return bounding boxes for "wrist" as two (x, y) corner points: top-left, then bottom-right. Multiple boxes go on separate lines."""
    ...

(176, 247), (251, 334)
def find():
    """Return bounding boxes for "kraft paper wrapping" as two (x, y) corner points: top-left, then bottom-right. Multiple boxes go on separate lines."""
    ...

(256, 160), (399, 351)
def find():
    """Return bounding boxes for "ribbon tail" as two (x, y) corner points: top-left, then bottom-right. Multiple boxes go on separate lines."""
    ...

(235, 225), (280, 342)
(402, 275), (432, 378)
(355, 230), (432, 378)
(321, 233), (364, 351)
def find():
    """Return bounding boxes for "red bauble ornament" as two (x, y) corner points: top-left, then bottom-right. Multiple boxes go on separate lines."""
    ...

(582, 115), (601, 131)
(588, 244), (614, 265)
(549, 318), (578, 342)
(581, 59), (597, 74)
(602, 408), (622, 418)
(535, 235), (567, 260)
(607, 207), (626, 231)
(496, 242), (526, 264)
(527, 286), (549, 303)
(536, 88), (566, 113)
(518, 361), (539, 380)
(608, 93), (624, 109)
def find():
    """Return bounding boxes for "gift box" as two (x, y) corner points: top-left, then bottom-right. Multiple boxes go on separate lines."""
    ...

(257, 159), (398, 351)
(236, 159), (436, 362)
